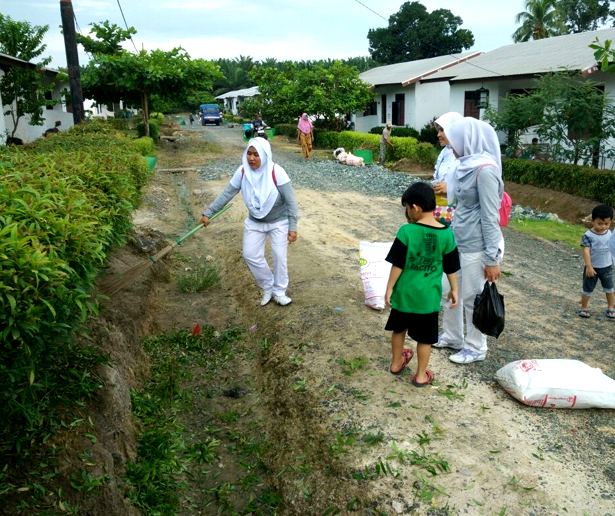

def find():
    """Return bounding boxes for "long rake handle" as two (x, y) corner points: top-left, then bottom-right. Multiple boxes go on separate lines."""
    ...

(149, 203), (233, 263)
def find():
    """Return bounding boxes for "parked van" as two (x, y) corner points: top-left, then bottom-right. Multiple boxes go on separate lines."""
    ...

(199, 103), (223, 126)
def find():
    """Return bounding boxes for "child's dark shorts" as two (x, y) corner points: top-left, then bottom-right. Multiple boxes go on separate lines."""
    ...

(582, 265), (614, 295)
(385, 309), (439, 344)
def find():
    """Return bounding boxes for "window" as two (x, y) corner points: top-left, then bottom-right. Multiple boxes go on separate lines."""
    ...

(44, 91), (54, 110)
(381, 94), (387, 123)
(363, 101), (377, 116)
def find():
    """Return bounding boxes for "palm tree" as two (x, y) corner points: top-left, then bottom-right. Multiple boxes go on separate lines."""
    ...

(512, 0), (565, 42)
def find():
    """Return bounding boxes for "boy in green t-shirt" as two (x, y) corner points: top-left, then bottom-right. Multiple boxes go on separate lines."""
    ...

(385, 182), (460, 387)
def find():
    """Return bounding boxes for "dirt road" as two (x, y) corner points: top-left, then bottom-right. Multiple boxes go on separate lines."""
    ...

(115, 125), (614, 514)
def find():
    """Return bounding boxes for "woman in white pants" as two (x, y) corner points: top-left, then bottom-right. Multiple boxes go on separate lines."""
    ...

(433, 117), (504, 364)
(200, 137), (299, 306)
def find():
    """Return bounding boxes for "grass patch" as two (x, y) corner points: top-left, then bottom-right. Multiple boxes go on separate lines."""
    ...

(177, 263), (220, 293)
(124, 325), (281, 514)
(509, 218), (583, 249)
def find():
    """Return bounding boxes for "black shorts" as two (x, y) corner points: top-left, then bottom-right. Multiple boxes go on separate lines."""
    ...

(384, 309), (439, 344)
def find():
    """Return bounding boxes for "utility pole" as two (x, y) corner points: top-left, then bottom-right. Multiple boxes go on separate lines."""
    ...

(60, 0), (84, 124)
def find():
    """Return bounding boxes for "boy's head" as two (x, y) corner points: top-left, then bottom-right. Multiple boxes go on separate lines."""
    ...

(401, 182), (436, 219)
(591, 204), (613, 232)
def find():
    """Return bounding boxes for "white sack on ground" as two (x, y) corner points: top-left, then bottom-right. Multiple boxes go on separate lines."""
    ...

(495, 359), (615, 409)
(359, 241), (392, 311)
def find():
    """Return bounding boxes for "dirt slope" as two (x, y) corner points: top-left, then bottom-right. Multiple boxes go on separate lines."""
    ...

(102, 126), (614, 514)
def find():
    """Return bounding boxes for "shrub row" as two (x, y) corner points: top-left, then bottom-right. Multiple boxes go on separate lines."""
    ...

(312, 130), (438, 168)
(503, 158), (615, 206)
(0, 120), (153, 460)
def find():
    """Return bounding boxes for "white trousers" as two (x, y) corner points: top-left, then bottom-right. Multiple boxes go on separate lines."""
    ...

(441, 239), (504, 354)
(242, 218), (289, 296)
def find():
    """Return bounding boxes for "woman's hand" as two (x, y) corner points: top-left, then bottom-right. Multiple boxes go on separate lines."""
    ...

(484, 264), (501, 282)
(288, 231), (297, 243)
(199, 215), (210, 227)
(434, 182), (447, 195)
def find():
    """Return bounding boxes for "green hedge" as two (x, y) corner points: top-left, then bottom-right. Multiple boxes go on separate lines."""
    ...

(313, 130), (438, 167)
(273, 123), (297, 137)
(0, 120), (152, 462)
(503, 158), (615, 206)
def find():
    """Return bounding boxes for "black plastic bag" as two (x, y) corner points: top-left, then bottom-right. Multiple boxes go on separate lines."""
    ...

(472, 281), (505, 338)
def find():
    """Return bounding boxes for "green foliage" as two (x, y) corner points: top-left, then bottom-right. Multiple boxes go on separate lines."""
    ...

(419, 120), (439, 145)
(0, 121), (150, 472)
(136, 121), (160, 141)
(130, 136), (155, 156)
(0, 14), (54, 137)
(314, 130), (437, 167)
(367, 1), (474, 64)
(81, 47), (223, 129)
(512, 0), (566, 42)
(558, 0), (611, 33)
(369, 126), (420, 138)
(177, 264), (220, 293)
(503, 158), (615, 206)
(273, 123), (297, 137)
(509, 218), (583, 248)
(484, 72), (615, 167)
(484, 91), (544, 151)
(246, 61), (373, 129)
(75, 20), (136, 55)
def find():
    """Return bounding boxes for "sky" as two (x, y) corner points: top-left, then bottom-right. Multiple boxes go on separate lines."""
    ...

(1, 0), (528, 68)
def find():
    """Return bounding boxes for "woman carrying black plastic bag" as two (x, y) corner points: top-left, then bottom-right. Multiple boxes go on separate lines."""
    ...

(473, 281), (505, 338)
(433, 117), (505, 364)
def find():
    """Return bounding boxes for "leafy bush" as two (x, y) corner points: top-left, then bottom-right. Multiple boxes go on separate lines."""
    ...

(418, 122), (439, 145)
(503, 158), (615, 206)
(137, 121), (160, 141)
(131, 136), (155, 156)
(273, 123), (297, 137)
(0, 121), (151, 468)
(369, 126), (420, 139)
(313, 130), (437, 167)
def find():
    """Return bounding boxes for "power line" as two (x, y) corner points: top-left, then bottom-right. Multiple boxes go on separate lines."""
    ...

(116, 0), (139, 52)
(352, 0), (388, 21)
(351, 0), (503, 77)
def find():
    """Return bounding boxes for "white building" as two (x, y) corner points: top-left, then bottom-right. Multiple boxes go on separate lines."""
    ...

(354, 52), (481, 133)
(216, 86), (259, 115)
(0, 52), (73, 145)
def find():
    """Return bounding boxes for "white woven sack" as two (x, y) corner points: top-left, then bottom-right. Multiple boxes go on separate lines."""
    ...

(358, 241), (393, 311)
(495, 359), (615, 409)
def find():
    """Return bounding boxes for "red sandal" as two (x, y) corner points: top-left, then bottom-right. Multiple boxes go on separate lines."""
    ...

(390, 348), (414, 375)
(411, 370), (434, 387)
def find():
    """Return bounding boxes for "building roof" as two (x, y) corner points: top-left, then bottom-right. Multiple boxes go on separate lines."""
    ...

(425, 27), (615, 83)
(0, 52), (60, 76)
(359, 52), (482, 87)
(216, 86), (259, 99)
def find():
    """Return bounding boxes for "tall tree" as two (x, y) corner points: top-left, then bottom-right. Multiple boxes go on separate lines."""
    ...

(556, 0), (612, 33)
(0, 14), (55, 138)
(244, 61), (373, 129)
(81, 48), (222, 134)
(367, 1), (474, 64)
(512, 0), (565, 42)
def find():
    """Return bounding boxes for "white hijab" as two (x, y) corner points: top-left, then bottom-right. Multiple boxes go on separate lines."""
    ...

(445, 117), (501, 203)
(239, 137), (289, 219)
(433, 112), (463, 183)
(434, 111), (463, 136)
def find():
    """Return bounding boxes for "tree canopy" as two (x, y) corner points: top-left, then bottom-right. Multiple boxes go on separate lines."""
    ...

(0, 14), (55, 138)
(367, 1), (474, 64)
(557, 0), (613, 33)
(512, 0), (565, 42)
(241, 61), (373, 129)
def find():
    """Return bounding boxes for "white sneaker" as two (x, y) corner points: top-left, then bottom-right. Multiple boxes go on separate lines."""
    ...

(449, 349), (486, 364)
(433, 337), (462, 350)
(274, 294), (292, 306)
(260, 291), (272, 306)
